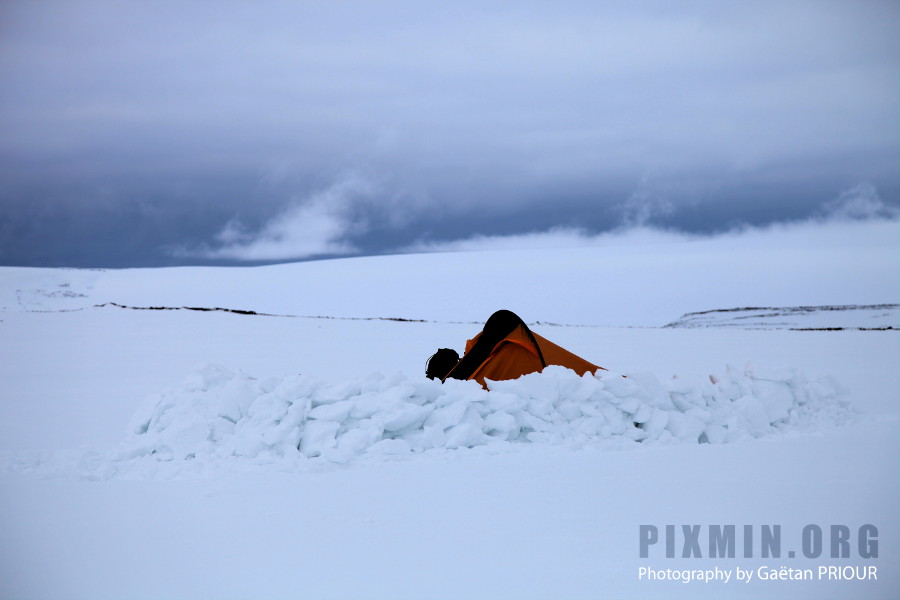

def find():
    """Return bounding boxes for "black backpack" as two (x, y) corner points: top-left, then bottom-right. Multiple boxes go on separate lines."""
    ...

(426, 348), (460, 380)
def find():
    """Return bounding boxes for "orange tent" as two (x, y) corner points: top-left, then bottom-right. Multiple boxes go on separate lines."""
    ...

(444, 310), (605, 388)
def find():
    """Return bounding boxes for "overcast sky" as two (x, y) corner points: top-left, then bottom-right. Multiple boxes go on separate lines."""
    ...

(1, 0), (898, 267)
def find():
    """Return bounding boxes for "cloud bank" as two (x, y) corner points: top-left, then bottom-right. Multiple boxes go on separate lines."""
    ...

(405, 182), (900, 255)
(188, 175), (376, 261)
(819, 182), (900, 222)
(0, 1), (898, 267)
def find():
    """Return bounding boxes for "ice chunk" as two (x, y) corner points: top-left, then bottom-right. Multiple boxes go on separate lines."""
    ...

(336, 421), (383, 455)
(368, 439), (411, 455)
(599, 373), (639, 398)
(483, 411), (518, 440)
(734, 395), (771, 436)
(666, 412), (706, 442)
(750, 379), (793, 423)
(308, 400), (353, 422)
(382, 404), (431, 434)
(425, 401), (469, 431)
(300, 421), (340, 457)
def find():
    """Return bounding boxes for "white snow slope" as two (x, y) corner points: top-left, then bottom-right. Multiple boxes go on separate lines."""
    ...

(1, 221), (899, 600)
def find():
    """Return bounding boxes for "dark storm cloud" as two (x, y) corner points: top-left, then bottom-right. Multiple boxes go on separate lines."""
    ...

(1, 0), (898, 266)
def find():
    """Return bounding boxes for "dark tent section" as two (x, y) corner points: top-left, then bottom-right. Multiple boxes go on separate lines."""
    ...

(444, 310), (605, 388)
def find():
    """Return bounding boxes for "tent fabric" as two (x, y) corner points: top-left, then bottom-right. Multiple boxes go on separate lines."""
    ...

(443, 309), (543, 383)
(444, 310), (605, 388)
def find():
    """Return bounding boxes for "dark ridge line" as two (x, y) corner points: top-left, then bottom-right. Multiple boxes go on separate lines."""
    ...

(91, 303), (602, 328)
(293, 314), (428, 323)
(99, 302), (275, 317)
(662, 325), (896, 332)
(679, 304), (899, 318)
(20, 303), (897, 332)
(96, 302), (428, 323)
(788, 326), (895, 332)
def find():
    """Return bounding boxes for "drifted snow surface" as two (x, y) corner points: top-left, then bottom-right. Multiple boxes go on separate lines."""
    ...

(72, 363), (852, 479)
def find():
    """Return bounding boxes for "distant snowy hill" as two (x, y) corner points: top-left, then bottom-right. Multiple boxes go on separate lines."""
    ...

(665, 304), (899, 330)
(3, 220), (899, 328)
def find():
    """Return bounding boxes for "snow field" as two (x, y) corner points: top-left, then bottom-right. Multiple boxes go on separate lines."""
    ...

(104, 360), (853, 477)
(1, 218), (897, 599)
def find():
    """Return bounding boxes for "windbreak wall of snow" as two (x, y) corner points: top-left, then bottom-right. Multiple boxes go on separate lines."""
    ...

(104, 363), (854, 476)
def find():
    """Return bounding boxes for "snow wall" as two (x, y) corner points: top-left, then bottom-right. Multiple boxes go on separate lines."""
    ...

(115, 364), (854, 471)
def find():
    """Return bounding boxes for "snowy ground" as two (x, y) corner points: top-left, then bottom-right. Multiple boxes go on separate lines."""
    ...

(1, 221), (899, 599)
